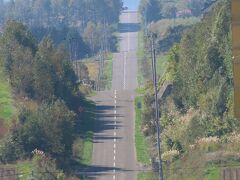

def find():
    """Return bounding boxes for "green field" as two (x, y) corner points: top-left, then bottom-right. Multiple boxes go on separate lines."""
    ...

(135, 96), (151, 165)
(103, 53), (113, 90)
(156, 55), (169, 77)
(0, 68), (16, 123)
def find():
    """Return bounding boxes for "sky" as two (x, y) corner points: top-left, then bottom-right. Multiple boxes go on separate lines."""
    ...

(3, 0), (140, 11)
(123, 0), (140, 10)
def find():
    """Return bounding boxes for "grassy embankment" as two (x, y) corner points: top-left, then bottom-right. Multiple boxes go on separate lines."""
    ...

(135, 96), (151, 165)
(82, 53), (113, 91)
(137, 31), (146, 86)
(138, 172), (158, 180)
(136, 17), (200, 180)
(103, 53), (113, 90)
(0, 68), (16, 124)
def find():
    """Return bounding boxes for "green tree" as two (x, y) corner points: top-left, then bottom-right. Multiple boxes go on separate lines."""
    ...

(11, 100), (76, 161)
(139, 0), (162, 23)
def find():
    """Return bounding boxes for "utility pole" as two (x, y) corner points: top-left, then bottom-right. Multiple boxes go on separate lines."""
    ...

(150, 33), (164, 180)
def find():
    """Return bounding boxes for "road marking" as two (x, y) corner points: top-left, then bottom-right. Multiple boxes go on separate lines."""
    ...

(114, 126), (117, 130)
(114, 144), (116, 149)
(114, 138), (116, 142)
(114, 149), (116, 154)
(114, 90), (117, 95)
(114, 95), (117, 99)
(113, 175), (116, 180)
(114, 132), (116, 136)
(114, 155), (116, 160)
(113, 162), (116, 167)
(114, 100), (117, 104)
(114, 110), (117, 114)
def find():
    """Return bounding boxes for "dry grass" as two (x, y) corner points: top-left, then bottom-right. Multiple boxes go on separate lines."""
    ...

(84, 62), (99, 81)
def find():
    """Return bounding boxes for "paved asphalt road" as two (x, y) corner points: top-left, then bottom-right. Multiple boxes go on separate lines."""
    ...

(89, 12), (139, 180)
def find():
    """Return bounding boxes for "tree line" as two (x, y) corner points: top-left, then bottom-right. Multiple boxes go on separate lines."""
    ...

(138, 0), (216, 24)
(0, 21), (92, 179)
(0, 0), (123, 58)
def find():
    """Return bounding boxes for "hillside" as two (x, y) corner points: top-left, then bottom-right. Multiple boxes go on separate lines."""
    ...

(0, 21), (96, 179)
(138, 0), (239, 179)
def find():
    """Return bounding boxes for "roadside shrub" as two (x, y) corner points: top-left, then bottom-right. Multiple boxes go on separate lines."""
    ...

(161, 149), (180, 162)
(0, 134), (24, 163)
(196, 136), (221, 152)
